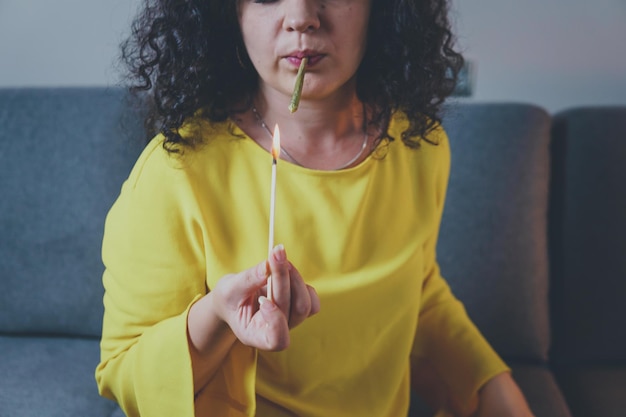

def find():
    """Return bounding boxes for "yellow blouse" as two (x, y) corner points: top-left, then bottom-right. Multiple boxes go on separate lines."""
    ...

(95, 112), (509, 417)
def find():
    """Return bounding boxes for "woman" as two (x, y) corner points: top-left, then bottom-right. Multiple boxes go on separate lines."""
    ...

(96, 0), (535, 416)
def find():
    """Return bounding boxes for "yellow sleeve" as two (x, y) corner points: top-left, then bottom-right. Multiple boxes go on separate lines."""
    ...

(410, 131), (510, 414)
(95, 139), (256, 417)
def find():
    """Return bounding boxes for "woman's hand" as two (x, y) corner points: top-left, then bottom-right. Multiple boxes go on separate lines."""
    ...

(411, 363), (534, 417)
(187, 245), (319, 393)
(211, 244), (320, 351)
(474, 372), (535, 417)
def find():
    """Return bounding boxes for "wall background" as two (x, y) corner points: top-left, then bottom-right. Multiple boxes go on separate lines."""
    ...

(452, 0), (626, 112)
(0, 0), (135, 88)
(1, 0), (625, 113)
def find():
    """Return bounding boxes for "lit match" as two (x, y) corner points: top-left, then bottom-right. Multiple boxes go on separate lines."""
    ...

(267, 124), (280, 301)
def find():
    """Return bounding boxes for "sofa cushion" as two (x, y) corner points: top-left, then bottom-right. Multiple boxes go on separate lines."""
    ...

(555, 367), (626, 417)
(439, 104), (552, 362)
(0, 335), (118, 417)
(549, 107), (626, 365)
(0, 88), (143, 337)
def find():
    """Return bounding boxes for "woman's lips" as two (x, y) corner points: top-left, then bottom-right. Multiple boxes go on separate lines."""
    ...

(286, 54), (324, 67)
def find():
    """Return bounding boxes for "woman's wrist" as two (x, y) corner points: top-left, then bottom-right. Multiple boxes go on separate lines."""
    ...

(187, 292), (236, 356)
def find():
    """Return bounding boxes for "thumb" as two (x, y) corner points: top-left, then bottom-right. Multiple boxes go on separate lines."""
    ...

(230, 260), (269, 296)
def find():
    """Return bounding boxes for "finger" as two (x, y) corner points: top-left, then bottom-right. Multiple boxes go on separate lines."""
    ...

(268, 244), (290, 319)
(250, 296), (290, 351)
(287, 262), (312, 328)
(307, 285), (321, 316)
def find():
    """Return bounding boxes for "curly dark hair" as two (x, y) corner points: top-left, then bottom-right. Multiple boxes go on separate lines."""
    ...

(121, 0), (464, 151)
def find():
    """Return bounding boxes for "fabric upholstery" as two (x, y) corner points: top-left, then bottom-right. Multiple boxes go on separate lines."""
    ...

(0, 88), (144, 337)
(0, 335), (118, 417)
(1, 88), (623, 417)
(439, 104), (552, 362)
(556, 367), (626, 417)
(549, 107), (626, 365)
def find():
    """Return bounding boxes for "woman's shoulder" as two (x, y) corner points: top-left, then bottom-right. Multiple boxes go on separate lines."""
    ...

(126, 118), (239, 189)
(386, 111), (451, 204)
(388, 111), (450, 164)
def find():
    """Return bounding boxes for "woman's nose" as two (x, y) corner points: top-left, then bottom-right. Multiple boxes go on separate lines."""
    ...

(282, 0), (321, 32)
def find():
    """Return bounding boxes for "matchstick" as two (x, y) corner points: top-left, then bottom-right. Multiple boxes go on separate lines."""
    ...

(267, 125), (280, 301)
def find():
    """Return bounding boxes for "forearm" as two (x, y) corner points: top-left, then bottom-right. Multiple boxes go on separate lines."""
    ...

(187, 292), (238, 395)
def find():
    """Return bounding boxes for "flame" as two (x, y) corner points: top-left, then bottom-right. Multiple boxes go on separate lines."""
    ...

(271, 124), (280, 160)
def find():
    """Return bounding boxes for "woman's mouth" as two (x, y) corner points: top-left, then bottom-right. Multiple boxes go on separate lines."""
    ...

(286, 54), (324, 68)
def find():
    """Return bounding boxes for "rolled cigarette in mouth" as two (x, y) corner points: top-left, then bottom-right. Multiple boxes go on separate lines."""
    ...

(288, 57), (308, 113)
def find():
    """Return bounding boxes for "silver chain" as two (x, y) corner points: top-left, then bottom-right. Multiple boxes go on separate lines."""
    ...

(251, 105), (369, 170)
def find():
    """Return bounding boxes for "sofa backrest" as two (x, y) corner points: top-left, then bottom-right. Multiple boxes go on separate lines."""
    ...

(439, 103), (552, 364)
(0, 87), (144, 338)
(549, 107), (626, 366)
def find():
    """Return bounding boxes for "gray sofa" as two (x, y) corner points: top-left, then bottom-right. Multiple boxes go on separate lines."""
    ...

(0, 87), (624, 417)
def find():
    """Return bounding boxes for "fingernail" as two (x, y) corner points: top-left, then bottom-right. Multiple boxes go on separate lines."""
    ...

(273, 244), (286, 263)
(258, 295), (274, 310)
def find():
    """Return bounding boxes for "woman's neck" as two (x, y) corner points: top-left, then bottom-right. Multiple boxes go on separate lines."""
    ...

(258, 85), (363, 141)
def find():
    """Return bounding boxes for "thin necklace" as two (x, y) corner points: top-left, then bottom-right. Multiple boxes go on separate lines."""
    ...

(251, 105), (369, 170)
